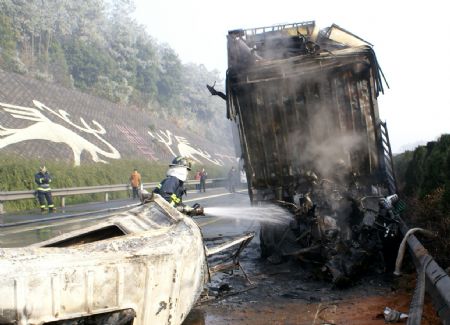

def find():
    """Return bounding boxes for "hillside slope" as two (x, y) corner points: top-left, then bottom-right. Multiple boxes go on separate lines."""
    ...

(0, 69), (235, 167)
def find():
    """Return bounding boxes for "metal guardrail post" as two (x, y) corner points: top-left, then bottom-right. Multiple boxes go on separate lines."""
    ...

(61, 197), (66, 208)
(105, 193), (109, 202)
(0, 203), (4, 225)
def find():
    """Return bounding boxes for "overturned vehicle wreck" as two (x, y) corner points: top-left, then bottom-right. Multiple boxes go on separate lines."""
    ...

(0, 194), (254, 325)
(210, 21), (402, 286)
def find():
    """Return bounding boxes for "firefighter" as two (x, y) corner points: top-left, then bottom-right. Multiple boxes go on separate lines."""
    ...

(153, 156), (203, 216)
(34, 166), (55, 213)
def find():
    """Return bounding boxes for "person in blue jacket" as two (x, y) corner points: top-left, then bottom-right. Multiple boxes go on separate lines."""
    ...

(35, 166), (55, 213)
(153, 156), (203, 215)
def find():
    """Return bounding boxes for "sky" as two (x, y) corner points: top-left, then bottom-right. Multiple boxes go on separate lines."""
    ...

(134, 0), (449, 153)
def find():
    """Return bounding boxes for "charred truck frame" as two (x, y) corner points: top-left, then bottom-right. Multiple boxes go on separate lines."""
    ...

(218, 21), (403, 286)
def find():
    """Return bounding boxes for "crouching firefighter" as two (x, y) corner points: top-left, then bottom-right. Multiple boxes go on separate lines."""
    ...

(35, 166), (55, 213)
(153, 156), (204, 216)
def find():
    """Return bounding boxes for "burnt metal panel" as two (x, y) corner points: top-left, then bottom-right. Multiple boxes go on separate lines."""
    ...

(227, 21), (389, 202)
(228, 55), (383, 199)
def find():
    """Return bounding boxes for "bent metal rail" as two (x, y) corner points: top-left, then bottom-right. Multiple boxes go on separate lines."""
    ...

(398, 220), (450, 324)
(0, 178), (226, 213)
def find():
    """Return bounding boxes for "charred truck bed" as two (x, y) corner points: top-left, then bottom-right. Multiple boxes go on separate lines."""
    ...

(227, 22), (387, 197)
(223, 21), (401, 286)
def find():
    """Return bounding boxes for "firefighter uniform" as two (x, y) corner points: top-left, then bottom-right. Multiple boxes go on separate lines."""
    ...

(153, 156), (192, 207)
(153, 157), (204, 216)
(35, 167), (55, 212)
(153, 175), (186, 207)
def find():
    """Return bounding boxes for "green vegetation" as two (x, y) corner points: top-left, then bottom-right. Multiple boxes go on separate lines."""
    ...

(394, 134), (450, 268)
(0, 13), (16, 69)
(0, 0), (233, 213)
(0, 155), (228, 212)
(0, 0), (229, 143)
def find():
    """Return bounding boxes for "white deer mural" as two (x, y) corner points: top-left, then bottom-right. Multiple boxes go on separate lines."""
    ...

(0, 100), (121, 166)
(148, 129), (225, 166)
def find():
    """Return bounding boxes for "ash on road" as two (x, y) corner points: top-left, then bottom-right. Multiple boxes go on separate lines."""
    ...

(184, 238), (440, 325)
(184, 190), (441, 325)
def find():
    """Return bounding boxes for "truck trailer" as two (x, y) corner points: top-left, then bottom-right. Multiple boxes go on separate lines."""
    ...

(210, 21), (400, 285)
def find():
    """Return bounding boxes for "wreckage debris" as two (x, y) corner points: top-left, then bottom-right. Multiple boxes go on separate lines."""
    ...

(383, 307), (409, 322)
(260, 174), (405, 287)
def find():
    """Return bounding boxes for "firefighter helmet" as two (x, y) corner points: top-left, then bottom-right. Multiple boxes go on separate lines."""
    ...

(169, 156), (191, 170)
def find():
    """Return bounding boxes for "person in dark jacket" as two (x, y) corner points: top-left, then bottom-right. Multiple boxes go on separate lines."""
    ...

(228, 166), (237, 193)
(34, 166), (55, 213)
(153, 156), (191, 207)
(153, 156), (204, 216)
(199, 168), (207, 192)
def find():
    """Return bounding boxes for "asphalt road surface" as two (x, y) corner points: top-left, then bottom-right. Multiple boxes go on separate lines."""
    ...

(0, 186), (252, 247)
(0, 187), (442, 324)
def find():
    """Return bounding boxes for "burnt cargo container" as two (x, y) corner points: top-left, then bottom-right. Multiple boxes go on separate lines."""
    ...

(225, 21), (395, 202)
(223, 21), (400, 285)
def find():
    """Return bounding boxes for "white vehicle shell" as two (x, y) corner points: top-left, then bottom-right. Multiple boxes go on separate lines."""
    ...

(0, 195), (207, 325)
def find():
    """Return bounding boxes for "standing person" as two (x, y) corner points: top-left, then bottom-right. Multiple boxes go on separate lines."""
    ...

(35, 166), (55, 213)
(195, 170), (201, 191)
(228, 166), (237, 193)
(129, 168), (142, 199)
(199, 168), (208, 192)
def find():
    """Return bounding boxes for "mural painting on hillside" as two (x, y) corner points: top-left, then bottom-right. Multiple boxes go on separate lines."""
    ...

(0, 100), (121, 166)
(116, 125), (159, 161)
(148, 129), (235, 166)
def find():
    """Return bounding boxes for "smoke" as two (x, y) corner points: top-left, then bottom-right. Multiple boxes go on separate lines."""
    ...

(299, 129), (364, 180)
(236, 29), (373, 189)
(269, 84), (366, 185)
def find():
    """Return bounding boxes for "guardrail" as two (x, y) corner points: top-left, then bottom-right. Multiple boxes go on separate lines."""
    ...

(0, 178), (227, 214)
(398, 220), (450, 324)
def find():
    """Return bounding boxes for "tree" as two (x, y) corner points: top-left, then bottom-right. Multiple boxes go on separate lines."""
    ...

(133, 31), (158, 103)
(156, 45), (182, 107)
(0, 0), (232, 142)
(63, 39), (115, 90)
(0, 13), (17, 69)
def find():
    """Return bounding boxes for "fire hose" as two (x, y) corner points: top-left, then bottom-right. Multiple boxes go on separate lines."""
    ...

(177, 204), (204, 216)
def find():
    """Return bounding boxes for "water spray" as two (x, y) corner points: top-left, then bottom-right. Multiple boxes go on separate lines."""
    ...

(202, 205), (293, 225)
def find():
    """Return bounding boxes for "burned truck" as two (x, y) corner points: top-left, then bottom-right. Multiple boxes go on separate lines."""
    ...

(209, 21), (402, 286)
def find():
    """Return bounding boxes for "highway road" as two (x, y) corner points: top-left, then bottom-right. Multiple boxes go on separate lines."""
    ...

(0, 186), (255, 247)
(0, 186), (444, 324)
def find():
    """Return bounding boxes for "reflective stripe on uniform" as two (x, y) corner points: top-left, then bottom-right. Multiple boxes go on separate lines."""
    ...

(170, 193), (180, 205)
(37, 187), (51, 191)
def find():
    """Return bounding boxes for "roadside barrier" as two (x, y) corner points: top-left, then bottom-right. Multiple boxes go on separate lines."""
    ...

(398, 220), (450, 324)
(0, 178), (226, 214)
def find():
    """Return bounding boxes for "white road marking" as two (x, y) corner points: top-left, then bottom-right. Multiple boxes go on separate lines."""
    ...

(184, 189), (246, 203)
